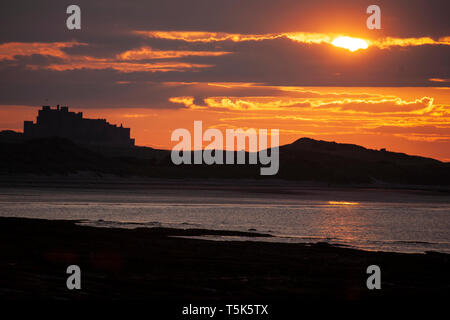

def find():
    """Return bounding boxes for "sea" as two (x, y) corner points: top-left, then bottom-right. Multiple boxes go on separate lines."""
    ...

(0, 183), (449, 253)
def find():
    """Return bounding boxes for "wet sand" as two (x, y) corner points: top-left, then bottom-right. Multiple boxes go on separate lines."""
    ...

(0, 217), (448, 305)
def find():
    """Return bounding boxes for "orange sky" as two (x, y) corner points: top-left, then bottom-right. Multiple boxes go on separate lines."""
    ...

(1, 1), (449, 162)
(2, 86), (449, 161)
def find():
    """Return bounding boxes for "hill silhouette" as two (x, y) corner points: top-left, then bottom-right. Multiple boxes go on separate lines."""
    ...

(285, 137), (439, 165)
(278, 138), (447, 184)
(1, 131), (449, 185)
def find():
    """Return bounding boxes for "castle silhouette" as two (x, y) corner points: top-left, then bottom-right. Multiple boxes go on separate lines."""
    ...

(24, 105), (135, 147)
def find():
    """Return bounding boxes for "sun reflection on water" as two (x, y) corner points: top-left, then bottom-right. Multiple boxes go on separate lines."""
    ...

(328, 201), (359, 205)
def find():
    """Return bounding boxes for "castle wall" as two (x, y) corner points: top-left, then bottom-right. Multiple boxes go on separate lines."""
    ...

(23, 106), (135, 147)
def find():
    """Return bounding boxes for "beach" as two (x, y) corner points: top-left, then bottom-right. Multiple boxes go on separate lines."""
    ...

(0, 216), (448, 304)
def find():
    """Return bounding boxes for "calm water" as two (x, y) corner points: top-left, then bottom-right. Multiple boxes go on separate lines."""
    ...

(0, 185), (449, 253)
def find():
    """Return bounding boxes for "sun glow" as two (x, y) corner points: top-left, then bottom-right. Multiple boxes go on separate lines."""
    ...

(331, 36), (369, 52)
(328, 201), (360, 206)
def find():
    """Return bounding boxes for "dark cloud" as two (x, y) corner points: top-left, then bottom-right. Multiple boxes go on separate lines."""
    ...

(1, 0), (449, 43)
(0, 39), (449, 108)
(0, 0), (449, 109)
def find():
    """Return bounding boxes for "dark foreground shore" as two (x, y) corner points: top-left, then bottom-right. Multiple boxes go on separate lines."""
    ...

(0, 217), (448, 306)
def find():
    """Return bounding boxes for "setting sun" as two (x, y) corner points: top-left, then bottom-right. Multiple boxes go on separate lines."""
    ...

(331, 36), (369, 52)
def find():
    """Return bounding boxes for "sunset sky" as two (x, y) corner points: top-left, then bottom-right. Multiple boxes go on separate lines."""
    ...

(1, 0), (449, 160)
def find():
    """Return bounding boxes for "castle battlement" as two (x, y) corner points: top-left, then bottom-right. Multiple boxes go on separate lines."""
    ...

(24, 105), (135, 147)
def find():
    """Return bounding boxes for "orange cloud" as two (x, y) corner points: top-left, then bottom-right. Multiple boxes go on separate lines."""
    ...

(169, 96), (195, 106)
(429, 78), (450, 83)
(0, 42), (215, 72)
(135, 30), (450, 50)
(171, 94), (436, 114)
(133, 31), (281, 42)
(0, 41), (82, 60)
(118, 47), (230, 60)
(46, 60), (212, 72)
(371, 37), (450, 49)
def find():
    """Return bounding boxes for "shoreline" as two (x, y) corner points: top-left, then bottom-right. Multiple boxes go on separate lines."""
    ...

(1, 174), (450, 193)
(0, 217), (448, 301)
(1, 182), (449, 254)
(1, 175), (449, 204)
